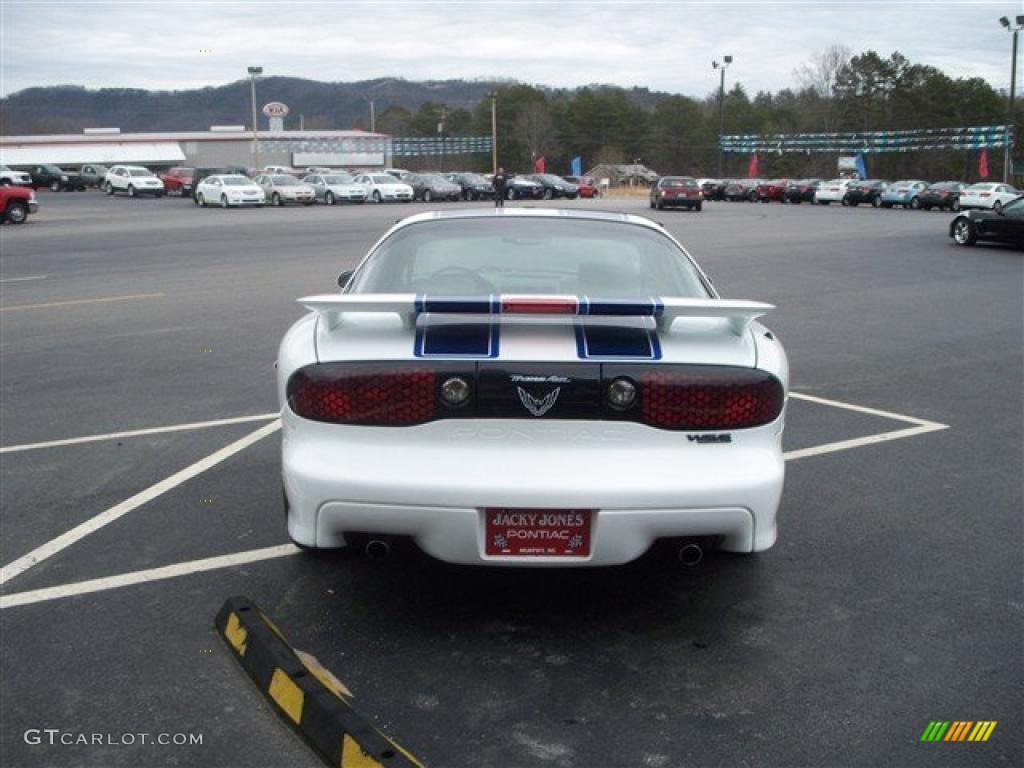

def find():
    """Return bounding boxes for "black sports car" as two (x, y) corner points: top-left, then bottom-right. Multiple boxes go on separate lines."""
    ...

(949, 196), (1024, 248)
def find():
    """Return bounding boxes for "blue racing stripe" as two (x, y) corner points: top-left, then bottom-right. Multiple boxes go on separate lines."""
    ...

(415, 317), (499, 358)
(575, 317), (662, 359)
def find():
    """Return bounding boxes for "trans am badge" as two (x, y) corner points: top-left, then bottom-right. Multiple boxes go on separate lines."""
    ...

(517, 386), (560, 417)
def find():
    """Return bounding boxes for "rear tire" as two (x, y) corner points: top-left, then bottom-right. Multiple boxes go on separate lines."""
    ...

(424, 190), (432, 202)
(695, 202), (703, 212)
(105, 182), (114, 195)
(272, 192), (282, 206)
(128, 185), (136, 198)
(871, 197), (881, 208)
(49, 180), (61, 192)
(220, 194), (229, 209)
(951, 198), (960, 212)
(372, 190), (381, 203)
(910, 196), (921, 210)
(993, 200), (1003, 214)
(543, 188), (553, 200)
(197, 193), (206, 207)
(325, 191), (335, 205)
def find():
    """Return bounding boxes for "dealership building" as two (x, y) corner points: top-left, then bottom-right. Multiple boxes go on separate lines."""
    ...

(0, 126), (394, 170)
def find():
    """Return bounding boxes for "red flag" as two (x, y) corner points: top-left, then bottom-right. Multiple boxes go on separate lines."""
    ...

(535, 156), (546, 173)
(747, 153), (759, 178)
(978, 149), (989, 179)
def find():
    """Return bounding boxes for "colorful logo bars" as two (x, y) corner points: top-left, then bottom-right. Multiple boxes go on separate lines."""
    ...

(920, 721), (997, 742)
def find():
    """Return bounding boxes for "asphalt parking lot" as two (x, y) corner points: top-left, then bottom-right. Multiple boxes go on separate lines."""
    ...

(1, 191), (1021, 768)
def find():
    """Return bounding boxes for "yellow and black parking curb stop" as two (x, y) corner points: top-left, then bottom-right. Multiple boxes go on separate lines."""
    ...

(215, 596), (424, 768)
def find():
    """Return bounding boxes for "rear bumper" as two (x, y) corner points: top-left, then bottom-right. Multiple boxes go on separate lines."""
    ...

(282, 414), (785, 565)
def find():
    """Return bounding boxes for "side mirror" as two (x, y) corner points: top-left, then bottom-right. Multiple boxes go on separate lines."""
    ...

(337, 270), (354, 289)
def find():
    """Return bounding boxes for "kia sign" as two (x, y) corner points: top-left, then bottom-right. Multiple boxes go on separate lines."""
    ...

(262, 102), (289, 118)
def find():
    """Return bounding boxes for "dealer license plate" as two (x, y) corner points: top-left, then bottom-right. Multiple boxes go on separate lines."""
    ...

(484, 508), (592, 557)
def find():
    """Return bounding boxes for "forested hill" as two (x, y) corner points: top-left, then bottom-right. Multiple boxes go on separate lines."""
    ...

(0, 77), (665, 135)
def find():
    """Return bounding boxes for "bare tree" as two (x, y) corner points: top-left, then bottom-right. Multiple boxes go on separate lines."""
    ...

(795, 45), (852, 131)
(513, 102), (556, 160)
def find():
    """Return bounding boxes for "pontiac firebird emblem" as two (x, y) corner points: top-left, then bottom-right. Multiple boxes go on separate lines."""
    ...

(517, 386), (560, 417)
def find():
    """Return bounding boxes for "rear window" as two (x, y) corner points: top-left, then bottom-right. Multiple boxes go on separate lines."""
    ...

(129, 169), (154, 177)
(350, 218), (711, 299)
(661, 178), (696, 188)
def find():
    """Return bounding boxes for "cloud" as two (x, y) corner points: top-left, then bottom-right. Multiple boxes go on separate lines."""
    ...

(0, 0), (1015, 98)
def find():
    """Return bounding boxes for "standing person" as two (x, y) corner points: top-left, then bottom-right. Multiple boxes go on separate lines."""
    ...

(492, 166), (507, 208)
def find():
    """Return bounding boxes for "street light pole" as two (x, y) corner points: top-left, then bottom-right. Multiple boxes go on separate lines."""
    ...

(490, 93), (498, 175)
(247, 66), (263, 170)
(369, 99), (376, 133)
(713, 55), (733, 178)
(1000, 16), (1022, 184)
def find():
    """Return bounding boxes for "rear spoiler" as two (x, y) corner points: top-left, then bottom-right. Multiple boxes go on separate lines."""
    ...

(299, 294), (773, 337)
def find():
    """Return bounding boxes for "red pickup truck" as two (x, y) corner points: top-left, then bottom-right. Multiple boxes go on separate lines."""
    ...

(1, 185), (39, 224)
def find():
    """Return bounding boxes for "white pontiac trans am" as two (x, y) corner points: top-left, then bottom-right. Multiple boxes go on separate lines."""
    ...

(277, 209), (788, 566)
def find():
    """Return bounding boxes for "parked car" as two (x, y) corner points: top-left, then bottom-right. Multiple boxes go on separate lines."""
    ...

(303, 173), (367, 205)
(353, 173), (414, 203)
(918, 182), (966, 211)
(701, 179), (730, 201)
(195, 174), (265, 207)
(843, 180), (889, 207)
(724, 179), (759, 202)
(565, 175), (599, 198)
(277, 208), (789, 565)
(159, 167), (196, 197)
(77, 164), (110, 188)
(958, 182), (1020, 213)
(406, 173), (462, 202)
(650, 176), (703, 211)
(254, 174), (315, 206)
(104, 165), (165, 197)
(304, 167), (334, 175)
(813, 179), (853, 205)
(878, 180), (929, 209)
(0, 165), (33, 187)
(384, 168), (411, 180)
(260, 165), (296, 175)
(0, 185), (38, 224)
(505, 175), (544, 200)
(525, 173), (579, 200)
(26, 164), (85, 192)
(784, 179), (822, 204)
(188, 168), (234, 201)
(755, 179), (791, 203)
(949, 195), (1023, 248)
(445, 172), (495, 200)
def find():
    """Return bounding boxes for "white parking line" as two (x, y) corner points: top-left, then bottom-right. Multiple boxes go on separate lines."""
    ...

(0, 392), (951, 609)
(0, 275), (47, 283)
(0, 545), (300, 609)
(0, 420), (281, 588)
(788, 391), (947, 428)
(783, 423), (947, 461)
(0, 413), (280, 455)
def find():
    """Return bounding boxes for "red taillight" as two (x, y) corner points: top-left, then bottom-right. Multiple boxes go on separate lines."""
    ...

(501, 296), (577, 314)
(639, 369), (784, 430)
(288, 366), (436, 425)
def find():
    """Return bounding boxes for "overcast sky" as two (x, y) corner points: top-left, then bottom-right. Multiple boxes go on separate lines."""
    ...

(1, 0), (1021, 99)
